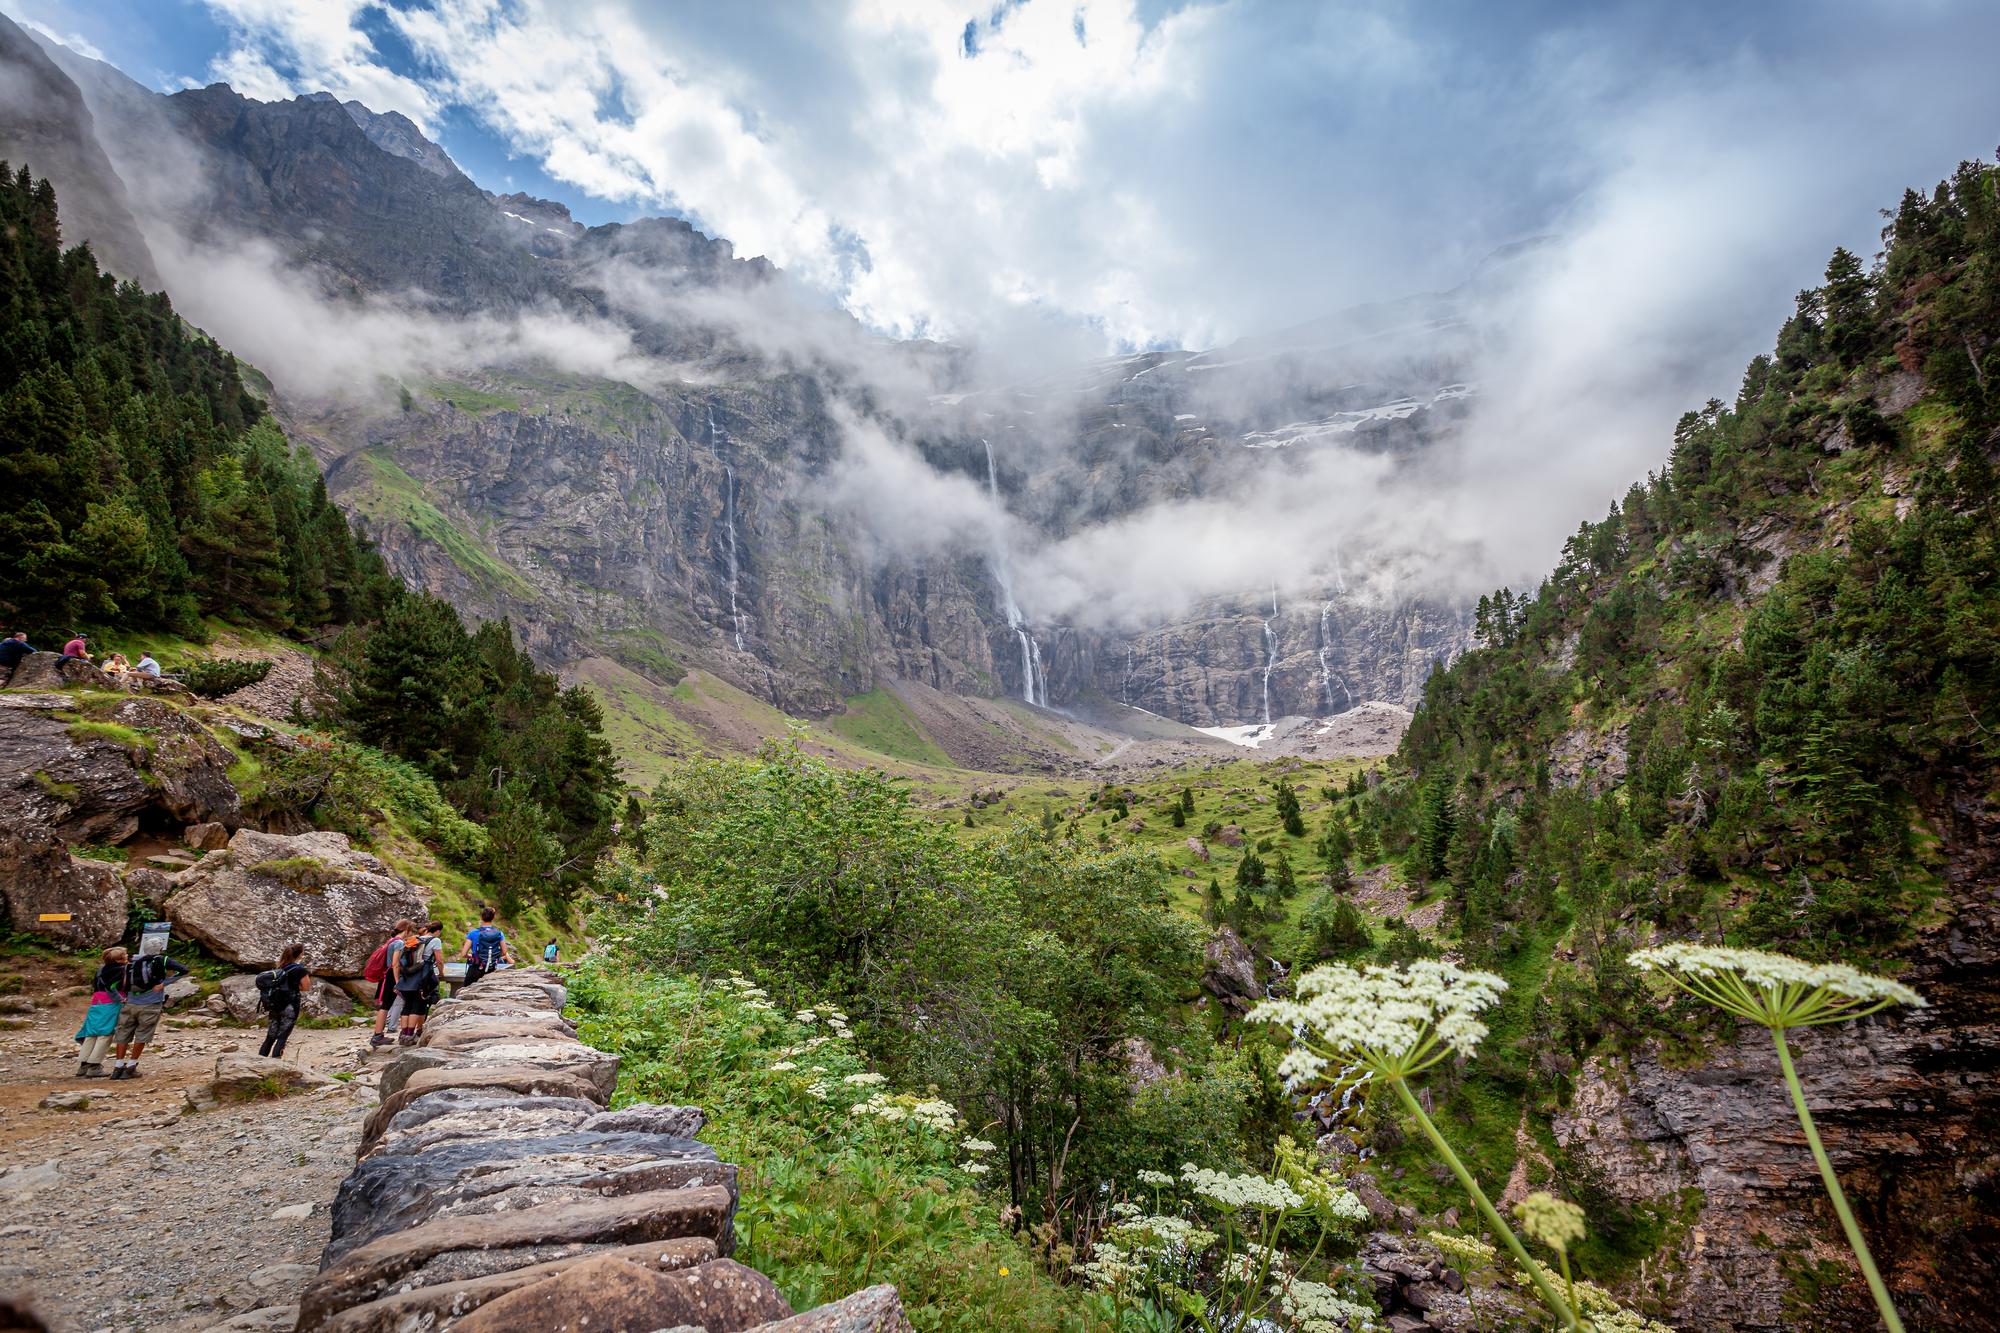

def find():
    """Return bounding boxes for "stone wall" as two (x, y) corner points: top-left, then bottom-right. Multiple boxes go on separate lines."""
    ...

(300, 967), (913, 1332)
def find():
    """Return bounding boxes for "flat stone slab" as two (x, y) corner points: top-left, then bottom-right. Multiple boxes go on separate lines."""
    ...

(328, 1129), (733, 1261)
(361, 1066), (606, 1147)
(748, 1285), (913, 1333)
(297, 1185), (736, 1331)
(454, 1256), (790, 1333)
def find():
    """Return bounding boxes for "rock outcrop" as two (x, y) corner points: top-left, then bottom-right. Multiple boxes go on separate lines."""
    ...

(184, 1053), (336, 1111)
(303, 968), (913, 1333)
(0, 689), (240, 947)
(165, 829), (428, 976)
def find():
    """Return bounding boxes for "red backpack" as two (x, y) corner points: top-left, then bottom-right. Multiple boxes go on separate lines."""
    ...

(363, 938), (393, 983)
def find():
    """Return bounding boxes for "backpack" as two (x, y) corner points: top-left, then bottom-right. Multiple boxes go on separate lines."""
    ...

(363, 939), (393, 984)
(542, 943), (558, 963)
(472, 926), (506, 968)
(254, 967), (293, 1013)
(396, 940), (434, 993)
(126, 954), (166, 994)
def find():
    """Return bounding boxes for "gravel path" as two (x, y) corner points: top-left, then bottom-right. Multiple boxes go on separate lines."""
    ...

(0, 967), (389, 1332)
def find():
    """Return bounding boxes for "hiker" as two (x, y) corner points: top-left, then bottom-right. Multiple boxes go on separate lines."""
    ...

(74, 947), (127, 1077)
(61, 633), (89, 659)
(257, 943), (311, 1059)
(459, 907), (514, 988)
(365, 918), (413, 1049)
(391, 923), (439, 1045)
(542, 940), (560, 965)
(134, 652), (161, 679)
(111, 944), (188, 1079)
(102, 652), (131, 678)
(0, 631), (32, 672)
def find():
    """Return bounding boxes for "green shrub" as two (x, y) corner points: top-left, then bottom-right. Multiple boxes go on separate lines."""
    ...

(177, 657), (275, 698)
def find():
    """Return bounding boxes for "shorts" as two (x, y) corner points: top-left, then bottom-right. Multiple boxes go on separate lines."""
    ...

(397, 988), (431, 1017)
(113, 1003), (163, 1045)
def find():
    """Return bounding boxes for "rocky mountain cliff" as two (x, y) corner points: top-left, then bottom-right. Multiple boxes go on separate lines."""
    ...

(0, 17), (1472, 738)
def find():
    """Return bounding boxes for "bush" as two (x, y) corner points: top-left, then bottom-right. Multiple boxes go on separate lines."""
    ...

(177, 657), (275, 698)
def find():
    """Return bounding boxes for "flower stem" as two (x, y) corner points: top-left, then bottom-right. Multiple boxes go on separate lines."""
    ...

(1771, 1027), (1905, 1333)
(1391, 1078), (1580, 1331)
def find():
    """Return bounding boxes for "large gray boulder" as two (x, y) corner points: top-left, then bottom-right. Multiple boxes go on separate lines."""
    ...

(167, 829), (427, 976)
(0, 830), (125, 948)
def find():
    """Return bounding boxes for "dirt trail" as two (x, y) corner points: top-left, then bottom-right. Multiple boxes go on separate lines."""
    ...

(0, 959), (392, 1332)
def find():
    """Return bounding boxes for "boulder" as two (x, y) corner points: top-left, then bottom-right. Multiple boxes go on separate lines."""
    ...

(217, 973), (355, 1022)
(748, 1285), (912, 1332)
(184, 822), (230, 850)
(583, 1102), (706, 1139)
(1215, 824), (1246, 847)
(311, 1238), (718, 1333)
(295, 1186), (737, 1331)
(1200, 926), (1259, 1006)
(0, 831), (126, 949)
(164, 977), (200, 1005)
(2, 651), (110, 691)
(454, 1256), (789, 1333)
(185, 1053), (335, 1111)
(328, 1129), (733, 1261)
(1185, 837), (1209, 861)
(166, 829), (428, 976)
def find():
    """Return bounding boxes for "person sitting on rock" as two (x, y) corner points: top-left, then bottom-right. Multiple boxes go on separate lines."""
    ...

(74, 947), (127, 1077)
(391, 923), (438, 1046)
(111, 945), (188, 1079)
(60, 633), (89, 659)
(0, 631), (33, 673)
(365, 918), (414, 1050)
(134, 652), (161, 679)
(258, 943), (312, 1059)
(459, 907), (514, 988)
(102, 652), (130, 677)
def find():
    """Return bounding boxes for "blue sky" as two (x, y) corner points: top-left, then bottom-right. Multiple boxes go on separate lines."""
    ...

(9, 0), (1999, 359)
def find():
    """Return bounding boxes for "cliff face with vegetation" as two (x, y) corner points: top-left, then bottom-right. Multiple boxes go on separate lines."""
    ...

(1358, 159), (2000, 1330)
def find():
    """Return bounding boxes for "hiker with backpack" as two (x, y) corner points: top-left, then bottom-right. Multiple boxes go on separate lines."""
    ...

(365, 919), (413, 1049)
(255, 944), (311, 1058)
(74, 947), (127, 1077)
(459, 908), (514, 989)
(391, 922), (442, 1045)
(110, 944), (189, 1080)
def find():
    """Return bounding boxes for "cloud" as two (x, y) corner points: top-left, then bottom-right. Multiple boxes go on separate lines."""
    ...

(15, 14), (102, 61)
(197, 0), (439, 127)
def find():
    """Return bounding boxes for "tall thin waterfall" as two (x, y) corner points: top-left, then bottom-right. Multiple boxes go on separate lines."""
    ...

(1319, 602), (1353, 714)
(709, 409), (747, 652)
(1260, 586), (1279, 726)
(982, 439), (1045, 706)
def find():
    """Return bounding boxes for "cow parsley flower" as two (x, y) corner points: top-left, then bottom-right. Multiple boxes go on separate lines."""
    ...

(805, 1080), (829, 1100)
(795, 1010), (819, 1023)
(1181, 1164), (1304, 1213)
(1118, 1214), (1216, 1256)
(1248, 959), (1507, 1084)
(1073, 1241), (1141, 1289)
(1514, 1193), (1586, 1253)
(1627, 943), (1925, 1029)
(1136, 1168), (1174, 1187)
(1628, 943), (1921, 1333)
(843, 1072), (888, 1086)
(767, 1060), (797, 1072)
(1275, 1277), (1379, 1333)
(960, 1137), (997, 1153)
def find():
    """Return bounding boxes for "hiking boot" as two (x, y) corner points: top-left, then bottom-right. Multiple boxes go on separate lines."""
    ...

(123, 1066), (142, 1080)
(81, 1063), (105, 1078)
(396, 1032), (416, 1045)
(76, 1061), (91, 1077)
(369, 1034), (391, 1048)
(109, 1065), (130, 1080)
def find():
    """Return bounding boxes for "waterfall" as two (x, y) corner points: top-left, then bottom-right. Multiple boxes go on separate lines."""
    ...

(1318, 601), (1352, 714)
(709, 409), (747, 652)
(1260, 586), (1279, 726)
(983, 439), (1046, 706)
